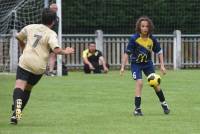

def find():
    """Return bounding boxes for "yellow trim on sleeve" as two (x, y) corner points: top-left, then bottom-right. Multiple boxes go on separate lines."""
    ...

(82, 49), (89, 58)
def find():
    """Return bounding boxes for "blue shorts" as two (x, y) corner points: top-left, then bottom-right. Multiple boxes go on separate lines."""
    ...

(131, 61), (155, 80)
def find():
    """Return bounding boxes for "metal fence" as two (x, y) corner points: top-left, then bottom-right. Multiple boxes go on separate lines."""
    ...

(62, 34), (95, 69)
(0, 34), (10, 72)
(1, 32), (200, 72)
(62, 34), (175, 69)
(181, 35), (200, 68)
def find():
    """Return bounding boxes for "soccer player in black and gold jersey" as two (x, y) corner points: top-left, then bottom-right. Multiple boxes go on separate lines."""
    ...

(82, 42), (109, 73)
(120, 16), (170, 116)
(10, 8), (74, 124)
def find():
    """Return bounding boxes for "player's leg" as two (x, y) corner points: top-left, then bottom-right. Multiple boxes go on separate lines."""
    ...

(48, 52), (56, 76)
(83, 64), (91, 73)
(153, 85), (170, 114)
(10, 67), (42, 124)
(93, 62), (101, 73)
(106, 63), (109, 69)
(131, 63), (143, 116)
(143, 61), (170, 114)
(22, 72), (42, 110)
(98, 58), (109, 73)
(21, 84), (33, 110)
(11, 67), (28, 124)
(98, 59), (103, 72)
(12, 83), (32, 118)
(134, 79), (143, 116)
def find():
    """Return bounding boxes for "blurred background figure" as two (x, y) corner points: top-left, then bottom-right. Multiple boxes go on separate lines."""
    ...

(46, 3), (59, 76)
(82, 42), (109, 74)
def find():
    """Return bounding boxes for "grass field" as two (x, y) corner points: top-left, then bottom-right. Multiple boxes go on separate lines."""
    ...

(0, 70), (200, 134)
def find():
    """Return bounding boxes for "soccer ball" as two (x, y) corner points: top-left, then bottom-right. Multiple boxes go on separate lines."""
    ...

(147, 73), (161, 87)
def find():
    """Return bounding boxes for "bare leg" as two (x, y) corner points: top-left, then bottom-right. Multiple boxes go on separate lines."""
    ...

(49, 52), (56, 73)
(135, 79), (143, 97)
(134, 79), (143, 116)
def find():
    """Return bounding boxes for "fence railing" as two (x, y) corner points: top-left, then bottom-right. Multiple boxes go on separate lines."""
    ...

(62, 33), (175, 69)
(62, 34), (95, 69)
(181, 35), (200, 68)
(1, 31), (200, 72)
(0, 34), (11, 72)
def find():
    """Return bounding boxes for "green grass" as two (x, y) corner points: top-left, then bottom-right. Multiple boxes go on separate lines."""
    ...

(0, 70), (200, 134)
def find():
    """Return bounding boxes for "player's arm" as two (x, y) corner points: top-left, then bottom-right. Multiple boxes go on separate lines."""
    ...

(16, 37), (25, 52)
(120, 53), (129, 75)
(83, 55), (94, 70)
(83, 57), (94, 69)
(99, 56), (109, 72)
(152, 37), (166, 75)
(120, 37), (133, 75)
(16, 27), (27, 52)
(158, 52), (166, 75)
(49, 33), (74, 55)
(82, 50), (94, 70)
(98, 51), (108, 72)
(53, 47), (74, 55)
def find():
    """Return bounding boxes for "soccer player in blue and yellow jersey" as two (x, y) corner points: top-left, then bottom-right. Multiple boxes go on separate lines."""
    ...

(120, 16), (170, 116)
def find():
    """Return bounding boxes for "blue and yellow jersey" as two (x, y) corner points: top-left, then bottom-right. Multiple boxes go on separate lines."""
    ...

(125, 33), (162, 63)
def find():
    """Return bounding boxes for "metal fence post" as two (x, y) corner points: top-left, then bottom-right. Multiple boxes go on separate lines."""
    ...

(44, 0), (49, 8)
(95, 30), (103, 53)
(56, 0), (62, 76)
(173, 30), (182, 70)
(9, 30), (18, 72)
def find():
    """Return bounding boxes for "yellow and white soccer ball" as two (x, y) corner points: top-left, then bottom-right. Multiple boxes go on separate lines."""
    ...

(147, 73), (161, 87)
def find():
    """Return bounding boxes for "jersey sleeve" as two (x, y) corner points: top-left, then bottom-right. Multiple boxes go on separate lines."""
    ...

(82, 49), (88, 58)
(152, 36), (162, 54)
(125, 36), (134, 55)
(48, 32), (60, 50)
(16, 27), (27, 41)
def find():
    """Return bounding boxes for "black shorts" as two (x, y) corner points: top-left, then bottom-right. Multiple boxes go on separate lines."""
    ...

(16, 66), (43, 86)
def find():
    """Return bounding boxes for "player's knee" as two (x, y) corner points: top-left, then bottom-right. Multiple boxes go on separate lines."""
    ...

(136, 79), (143, 88)
(153, 85), (161, 92)
(15, 80), (27, 90)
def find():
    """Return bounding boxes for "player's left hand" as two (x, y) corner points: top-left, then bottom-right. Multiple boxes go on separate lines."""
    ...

(160, 65), (166, 75)
(65, 47), (74, 54)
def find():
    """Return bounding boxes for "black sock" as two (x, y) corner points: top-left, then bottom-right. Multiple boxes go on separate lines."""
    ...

(21, 90), (31, 110)
(155, 89), (165, 102)
(12, 88), (24, 115)
(135, 96), (141, 109)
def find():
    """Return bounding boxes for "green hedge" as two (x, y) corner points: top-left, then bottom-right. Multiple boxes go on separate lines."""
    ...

(62, 0), (200, 34)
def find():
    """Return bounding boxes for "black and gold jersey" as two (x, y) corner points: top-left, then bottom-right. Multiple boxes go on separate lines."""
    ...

(82, 49), (102, 63)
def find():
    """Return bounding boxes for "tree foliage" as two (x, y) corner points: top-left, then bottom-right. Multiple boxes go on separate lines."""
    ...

(62, 0), (200, 34)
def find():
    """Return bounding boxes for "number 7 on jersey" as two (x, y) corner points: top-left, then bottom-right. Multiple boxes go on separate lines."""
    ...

(32, 34), (42, 48)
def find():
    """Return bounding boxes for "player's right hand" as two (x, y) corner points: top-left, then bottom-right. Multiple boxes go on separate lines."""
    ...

(103, 67), (109, 73)
(120, 67), (124, 76)
(89, 64), (95, 70)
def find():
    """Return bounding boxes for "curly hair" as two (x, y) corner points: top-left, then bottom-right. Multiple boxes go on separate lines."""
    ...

(135, 16), (154, 34)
